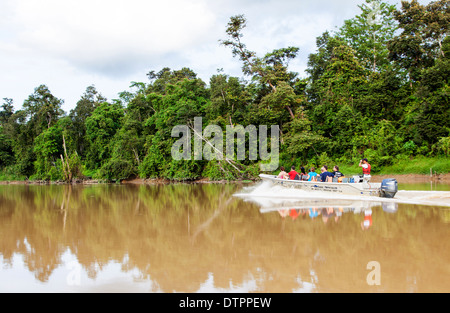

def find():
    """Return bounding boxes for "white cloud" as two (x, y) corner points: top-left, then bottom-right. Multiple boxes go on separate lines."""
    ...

(1, 0), (220, 110)
(8, 0), (216, 74)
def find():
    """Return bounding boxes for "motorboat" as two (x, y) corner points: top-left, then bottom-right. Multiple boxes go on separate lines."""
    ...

(259, 174), (398, 198)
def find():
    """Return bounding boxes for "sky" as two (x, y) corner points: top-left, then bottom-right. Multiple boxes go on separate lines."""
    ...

(0, 0), (430, 113)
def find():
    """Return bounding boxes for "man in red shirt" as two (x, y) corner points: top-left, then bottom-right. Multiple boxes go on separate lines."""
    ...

(288, 166), (299, 180)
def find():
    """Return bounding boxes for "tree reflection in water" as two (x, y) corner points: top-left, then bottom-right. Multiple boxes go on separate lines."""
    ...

(0, 183), (449, 292)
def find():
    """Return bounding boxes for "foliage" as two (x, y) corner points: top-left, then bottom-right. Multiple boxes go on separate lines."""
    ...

(0, 1), (449, 182)
(98, 158), (136, 181)
(85, 102), (125, 170)
(435, 137), (450, 156)
(337, 0), (398, 72)
(0, 129), (13, 168)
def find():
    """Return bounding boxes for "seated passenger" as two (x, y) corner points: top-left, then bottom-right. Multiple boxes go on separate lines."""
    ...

(300, 166), (309, 181)
(288, 166), (300, 180)
(277, 166), (289, 179)
(320, 166), (334, 182)
(332, 166), (344, 178)
(307, 167), (318, 181)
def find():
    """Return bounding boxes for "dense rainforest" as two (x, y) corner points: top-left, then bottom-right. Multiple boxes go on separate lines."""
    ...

(0, 0), (449, 182)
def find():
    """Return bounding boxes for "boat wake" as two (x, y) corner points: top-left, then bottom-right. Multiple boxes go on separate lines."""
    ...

(234, 181), (450, 208)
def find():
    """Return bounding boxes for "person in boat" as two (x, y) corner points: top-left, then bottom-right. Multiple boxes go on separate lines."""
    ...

(359, 158), (371, 182)
(332, 166), (344, 180)
(300, 166), (308, 181)
(307, 167), (318, 181)
(277, 166), (289, 179)
(288, 166), (300, 180)
(320, 165), (334, 182)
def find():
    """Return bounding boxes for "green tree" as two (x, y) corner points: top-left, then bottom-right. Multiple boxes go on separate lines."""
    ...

(137, 69), (210, 180)
(85, 102), (125, 170)
(306, 32), (346, 104)
(391, 2), (450, 148)
(0, 128), (13, 169)
(0, 98), (15, 168)
(69, 85), (107, 158)
(100, 99), (149, 181)
(337, 0), (398, 72)
(412, 55), (450, 145)
(220, 15), (300, 119)
(0, 98), (14, 126)
(23, 85), (64, 138)
(283, 107), (327, 162)
(33, 117), (80, 181)
(365, 120), (405, 166)
(388, 0), (449, 83)
(208, 72), (248, 127)
(146, 67), (198, 95)
(308, 41), (368, 153)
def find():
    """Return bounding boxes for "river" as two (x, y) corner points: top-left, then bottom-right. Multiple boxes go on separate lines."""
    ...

(0, 181), (449, 293)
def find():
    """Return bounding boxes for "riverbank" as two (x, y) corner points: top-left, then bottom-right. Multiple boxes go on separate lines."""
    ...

(1, 173), (449, 185)
(0, 177), (248, 185)
(370, 173), (450, 183)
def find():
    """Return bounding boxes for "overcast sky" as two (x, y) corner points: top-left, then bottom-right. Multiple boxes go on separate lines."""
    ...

(0, 0), (430, 113)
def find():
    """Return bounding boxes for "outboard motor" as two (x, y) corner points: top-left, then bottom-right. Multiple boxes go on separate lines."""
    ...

(381, 179), (398, 198)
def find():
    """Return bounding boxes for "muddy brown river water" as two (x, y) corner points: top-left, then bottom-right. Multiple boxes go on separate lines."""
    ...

(0, 182), (449, 292)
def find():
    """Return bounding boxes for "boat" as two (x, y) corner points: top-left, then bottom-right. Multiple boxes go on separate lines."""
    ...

(259, 174), (398, 198)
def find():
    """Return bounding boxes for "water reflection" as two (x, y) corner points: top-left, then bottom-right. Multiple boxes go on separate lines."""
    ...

(0, 183), (449, 293)
(250, 197), (399, 230)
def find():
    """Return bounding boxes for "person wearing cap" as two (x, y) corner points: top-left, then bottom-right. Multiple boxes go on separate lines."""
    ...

(359, 158), (371, 182)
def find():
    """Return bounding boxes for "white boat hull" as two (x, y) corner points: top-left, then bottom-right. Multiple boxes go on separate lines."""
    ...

(259, 174), (383, 197)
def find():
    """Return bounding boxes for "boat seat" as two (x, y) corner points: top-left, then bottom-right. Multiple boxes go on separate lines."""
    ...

(341, 178), (349, 183)
(332, 177), (338, 182)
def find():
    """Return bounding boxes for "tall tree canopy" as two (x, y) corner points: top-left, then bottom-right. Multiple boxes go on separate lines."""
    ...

(0, 0), (448, 182)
